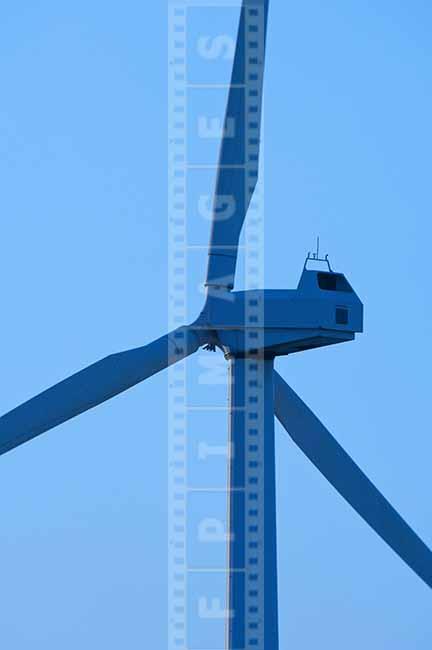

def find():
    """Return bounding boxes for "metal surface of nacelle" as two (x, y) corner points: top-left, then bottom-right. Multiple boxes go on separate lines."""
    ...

(200, 268), (363, 358)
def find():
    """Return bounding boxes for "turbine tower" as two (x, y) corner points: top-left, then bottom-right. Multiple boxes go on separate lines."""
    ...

(1, 2), (431, 648)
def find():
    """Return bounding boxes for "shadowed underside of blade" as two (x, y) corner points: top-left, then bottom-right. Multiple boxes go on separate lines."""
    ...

(205, 0), (269, 291)
(274, 371), (432, 590)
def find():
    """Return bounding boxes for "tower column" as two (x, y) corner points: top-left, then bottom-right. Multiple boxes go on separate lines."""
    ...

(227, 356), (278, 650)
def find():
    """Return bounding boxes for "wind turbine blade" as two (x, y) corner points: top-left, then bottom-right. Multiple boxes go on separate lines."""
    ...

(205, 0), (269, 291)
(273, 371), (432, 589)
(0, 327), (199, 457)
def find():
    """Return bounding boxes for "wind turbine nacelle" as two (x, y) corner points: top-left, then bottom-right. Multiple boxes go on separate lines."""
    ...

(203, 269), (363, 357)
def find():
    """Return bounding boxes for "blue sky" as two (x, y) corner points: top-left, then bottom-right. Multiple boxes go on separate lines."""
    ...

(0, 1), (431, 648)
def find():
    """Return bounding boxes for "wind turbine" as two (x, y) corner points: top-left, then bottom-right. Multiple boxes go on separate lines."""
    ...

(1, 1), (431, 648)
